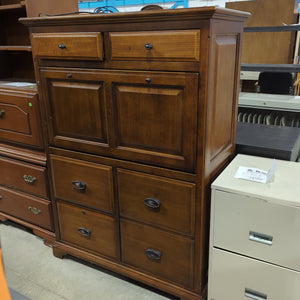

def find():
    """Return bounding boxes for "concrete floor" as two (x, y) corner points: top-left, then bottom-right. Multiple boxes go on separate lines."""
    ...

(0, 222), (177, 300)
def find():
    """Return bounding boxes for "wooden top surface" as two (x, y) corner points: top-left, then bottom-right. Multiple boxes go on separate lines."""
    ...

(19, 6), (250, 27)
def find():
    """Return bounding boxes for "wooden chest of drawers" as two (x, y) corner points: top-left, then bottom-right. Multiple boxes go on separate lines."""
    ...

(208, 154), (300, 300)
(21, 7), (248, 300)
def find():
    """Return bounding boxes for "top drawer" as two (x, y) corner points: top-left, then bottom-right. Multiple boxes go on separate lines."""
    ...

(31, 32), (103, 60)
(109, 30), (200, 61)
(213, 190), (300, 271)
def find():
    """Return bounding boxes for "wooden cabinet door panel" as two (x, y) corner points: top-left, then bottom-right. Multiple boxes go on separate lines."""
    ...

(0, 89), (43, 147)
(41, 69), (198, 171)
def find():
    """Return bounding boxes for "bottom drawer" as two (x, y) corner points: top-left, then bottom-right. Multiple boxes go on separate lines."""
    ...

(57, 202), (117, 259)
(0, 186), (52, 230)
(120, 220), (194, 288)
(208, 248), (300, 300)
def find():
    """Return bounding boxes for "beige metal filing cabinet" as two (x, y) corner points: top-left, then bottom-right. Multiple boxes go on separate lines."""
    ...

(208, 154), (300, 300)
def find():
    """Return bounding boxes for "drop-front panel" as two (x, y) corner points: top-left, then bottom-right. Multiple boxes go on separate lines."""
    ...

(21, 7), (248, 300)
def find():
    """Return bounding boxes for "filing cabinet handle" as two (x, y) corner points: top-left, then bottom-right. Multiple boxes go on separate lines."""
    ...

(245, 288), (267, 300)
(145, 249), (161, 260)
(72, 180), (86, 192)
(28, 206), (41, 215)
(78, 227), (91, 238)
(58, 43), (66, 50)
(144, 198), (160, 209)
(144, 43), (153, 50)
(0, 109), (5, 118)
(23, 175), (36, 184)
(249, 231), (273, 246)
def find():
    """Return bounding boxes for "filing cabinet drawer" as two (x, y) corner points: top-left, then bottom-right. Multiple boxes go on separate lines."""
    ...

(109, 30), (200, 61)
(121, 220), (194, 288)
(118, 169), (195, 236)
(213, 190), (300, 271)
(0, 186), (52, 230)
(57, 201), (117, 259)
(51, 155), (114, 213)
(0, 156), (47, 198)
(209, 248), (300, 300)
(31, 32), (103, 60)
(0, 89), (43, 147)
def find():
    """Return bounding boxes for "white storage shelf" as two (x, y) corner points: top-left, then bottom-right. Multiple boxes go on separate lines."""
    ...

(208, 154), (300, 300)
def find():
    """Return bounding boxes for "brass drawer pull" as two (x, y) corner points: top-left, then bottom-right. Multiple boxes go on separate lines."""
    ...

(145, 248), (161, 260)
(144, 43), (153, 50)
(72, 180), (86, 192)
(28, 206), (41, 215)
(58, 43), (66, 49)
(0, 109), (5, 118)
(144, 198), (160, 209)
(23, 175), (36, 184)
(78, 227), (91, 238)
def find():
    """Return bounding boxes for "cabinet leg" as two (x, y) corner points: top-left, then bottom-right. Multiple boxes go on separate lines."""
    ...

(53, 247), (67, 259)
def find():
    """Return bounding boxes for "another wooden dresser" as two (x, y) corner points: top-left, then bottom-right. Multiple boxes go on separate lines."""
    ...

(21, 7), (248, 299)
(209, 154), (300, 300)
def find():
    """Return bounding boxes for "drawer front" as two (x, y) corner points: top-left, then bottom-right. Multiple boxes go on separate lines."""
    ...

(51, 155), (114, 213)
(121, 220), (194, 288)
(118, 169), (195, 236)
(32, 32), (103, 60)
(57, 201), (117, 259)
(109, 30), (200, 61)
(208, 248), (300, 300)
(0, 186), (52, 230)
(0, 156), (47, 198)
(213, 190), (300, 271)
(0, 89), (43, 147)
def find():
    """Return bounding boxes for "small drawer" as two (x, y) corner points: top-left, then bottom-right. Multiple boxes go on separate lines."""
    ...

(0, 89), (43, 147)
(121, 220), (194, 288)
(0, 156), (47, 198)
(208, 248), (300, 300)
(118, 169), (195, 236)
(0, 186), (52, 230)
(51, 155), (114, 213)
(57, 201), (117, 259)
(31, 32), (103, 60)
(109, 30), (200, 61)
(213, 190), (300, 271)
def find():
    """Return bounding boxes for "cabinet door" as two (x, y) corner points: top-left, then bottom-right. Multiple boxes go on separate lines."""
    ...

(40, 68), (198, 171)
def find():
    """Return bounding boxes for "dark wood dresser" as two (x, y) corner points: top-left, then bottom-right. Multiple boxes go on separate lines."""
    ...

(21, 7), (248, 299)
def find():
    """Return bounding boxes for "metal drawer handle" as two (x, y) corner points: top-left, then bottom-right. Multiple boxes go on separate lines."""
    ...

(144, 198), (160, 209)
(78, 227), (91, 238)
(245, 288), (267, 300)
(249, 231), (273, 246)
(0, 109), (5, 118)
(0, 196), (2, 200)
(28, 206), (41, 215)
(72, 180), (86, 192)
(23, 175), (36, 184)
(145, 249), (161, 260)
(144, 43), (153, 50)
(58, 43), (66, 49)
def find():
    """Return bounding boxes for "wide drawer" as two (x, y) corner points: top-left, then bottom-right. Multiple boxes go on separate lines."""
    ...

(208, 248), (300, 300)
(51, 155), (114, 213)
(109, 30), (200, 61)
(31, 32), (103, 60)
(0, 186), (52, 230)
(118, 169), (195, 236)
(213, 190), (300, 271)
(0, 89), (43, 147)
(0, 156), (47, 198)
(57, 201), (117, 259)
(120, 220), (194, 288)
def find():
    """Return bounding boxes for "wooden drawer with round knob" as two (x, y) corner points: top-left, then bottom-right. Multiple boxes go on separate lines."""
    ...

(118, 168), (195, 236)
(57, 201), (118, 259)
